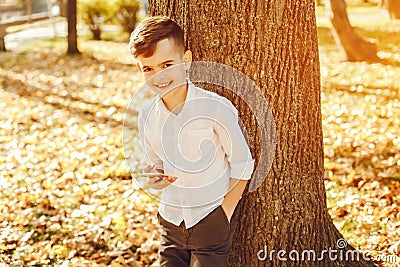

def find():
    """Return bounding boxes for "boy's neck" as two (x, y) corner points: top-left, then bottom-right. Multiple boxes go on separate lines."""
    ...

(161, 83), (188, 115)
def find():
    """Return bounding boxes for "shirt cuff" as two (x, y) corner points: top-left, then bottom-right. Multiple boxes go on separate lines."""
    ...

(154, 164), (164, 171)
(148, 159), (163, 172)
(230, 159), (255, 180)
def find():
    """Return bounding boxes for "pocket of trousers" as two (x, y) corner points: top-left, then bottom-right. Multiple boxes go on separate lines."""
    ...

(219, 206), (230, 226)
(157, 212), (163, 225)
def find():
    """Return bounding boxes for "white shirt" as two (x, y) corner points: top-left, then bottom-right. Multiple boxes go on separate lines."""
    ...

(138, 81), (254, 228)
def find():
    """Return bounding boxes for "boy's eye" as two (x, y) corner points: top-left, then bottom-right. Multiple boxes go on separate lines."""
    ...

(163, 63), (173, 68)
(143, 68), (152, 72)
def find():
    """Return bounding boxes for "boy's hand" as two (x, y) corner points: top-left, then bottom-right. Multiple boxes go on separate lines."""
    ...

(221, 203), (233, 223)
(147, 175), (177, 190)
(221, 179), (249, 223)
(143, 165), (155, 173)
(142, 165), (177, 190)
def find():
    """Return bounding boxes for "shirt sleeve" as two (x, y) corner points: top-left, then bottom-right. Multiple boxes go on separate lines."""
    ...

(213, 97), (254, 180)
(138, 109), (164, 171)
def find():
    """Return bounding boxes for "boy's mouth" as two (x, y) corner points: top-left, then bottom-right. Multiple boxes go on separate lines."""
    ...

(154, 81), (173, 89)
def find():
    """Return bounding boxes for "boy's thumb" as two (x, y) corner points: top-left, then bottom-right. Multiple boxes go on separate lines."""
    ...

(143, 165), (155, 172)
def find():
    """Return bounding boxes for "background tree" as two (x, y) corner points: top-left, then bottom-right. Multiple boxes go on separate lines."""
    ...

(78, 0), (140, 40)
(325, 0), (378, 61)
(149, 0), (377, 266)
(116, 0), (140, 34)
(78, 0), (117, 40)
(67, 0), (79, 54)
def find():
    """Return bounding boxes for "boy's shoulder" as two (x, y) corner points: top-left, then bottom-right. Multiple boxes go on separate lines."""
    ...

(192, 85), (236, 112)
(138, 96), (159, 121)
(192, 85), (232, 105)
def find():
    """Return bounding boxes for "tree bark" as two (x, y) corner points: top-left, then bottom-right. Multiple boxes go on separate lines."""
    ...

(148, 0), (378, 266)
(325, 0), (379, 61)
(67, 0), (79, 54)
(384, 0), (400, 19)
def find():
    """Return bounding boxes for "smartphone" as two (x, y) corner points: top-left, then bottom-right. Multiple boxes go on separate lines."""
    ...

(138, 173), (175, 177)
(137, 173), (178, 183)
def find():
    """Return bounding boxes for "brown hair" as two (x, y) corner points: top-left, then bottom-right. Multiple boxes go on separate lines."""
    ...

(129, 16), (185, 58)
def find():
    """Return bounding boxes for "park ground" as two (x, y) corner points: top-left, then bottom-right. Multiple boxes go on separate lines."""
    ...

(0, 3), (399, 267)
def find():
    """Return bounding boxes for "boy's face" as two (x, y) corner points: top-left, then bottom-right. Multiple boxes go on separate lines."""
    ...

(136, 38), (191, 97)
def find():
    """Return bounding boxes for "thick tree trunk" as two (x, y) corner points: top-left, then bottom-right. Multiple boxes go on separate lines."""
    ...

(67, 0), (79, 54)
(384, 0), (400, 19)
(326, 0), (378, 61)
(148, 0), (377, 266)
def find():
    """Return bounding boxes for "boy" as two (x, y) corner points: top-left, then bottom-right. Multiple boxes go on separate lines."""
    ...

(129, 16), (254, 267)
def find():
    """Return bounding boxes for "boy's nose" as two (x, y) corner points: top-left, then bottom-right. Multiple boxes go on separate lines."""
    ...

(153, 70), (167, 81)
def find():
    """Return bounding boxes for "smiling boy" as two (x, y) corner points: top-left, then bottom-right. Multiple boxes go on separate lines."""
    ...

(129, 16), (254, 267)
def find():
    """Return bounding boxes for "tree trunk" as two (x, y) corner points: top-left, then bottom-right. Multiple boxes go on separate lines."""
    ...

(90, 26), (101, 40)
(0, 36), (5, 52)
(58, 0), (67, 17)
(149, 0), (377, 266)
(384, 0), (400, 19)
(325, 0), (378, 61)
(25, 0), (32, 16)
(67, 0), (79, 54)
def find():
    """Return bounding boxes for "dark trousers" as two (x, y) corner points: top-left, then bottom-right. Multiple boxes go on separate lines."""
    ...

(157, 206), (232, 267)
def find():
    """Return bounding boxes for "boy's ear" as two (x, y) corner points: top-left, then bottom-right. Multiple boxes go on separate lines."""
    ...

(183, 50), (192, 62)
(183, 50), (192, 70)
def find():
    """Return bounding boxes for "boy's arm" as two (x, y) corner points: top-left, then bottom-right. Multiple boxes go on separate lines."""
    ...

(214, 97), (255, 221)
(138, 110), (164, 171)
(214, 98), (254, 181)
(221, 179), (248, 222)
(138, 110), (177, 190)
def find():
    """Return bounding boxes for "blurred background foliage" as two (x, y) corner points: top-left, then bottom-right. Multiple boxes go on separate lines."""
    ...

(78, 0), (140, 40)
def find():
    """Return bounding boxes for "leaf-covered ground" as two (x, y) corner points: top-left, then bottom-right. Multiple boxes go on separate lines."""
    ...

(317, 6), (400, 266)
(0, 6), (399, 267)
(0, 41), (160, 266)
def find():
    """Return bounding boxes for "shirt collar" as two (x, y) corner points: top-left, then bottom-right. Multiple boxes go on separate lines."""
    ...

(186, 80), (196, 104)
(156, 79), (195, 115)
